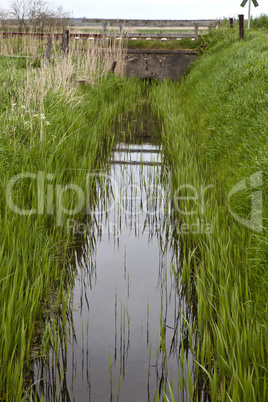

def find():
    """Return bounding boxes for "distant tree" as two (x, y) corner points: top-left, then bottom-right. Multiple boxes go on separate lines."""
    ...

(0, 7), (9, 30)
(8, 0), (70, 32)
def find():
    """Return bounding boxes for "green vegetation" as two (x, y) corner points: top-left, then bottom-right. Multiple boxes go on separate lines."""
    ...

(251, 13), (268, 30)
(127, 38), (202, 51)
(150, 27), (268, 400)
(0, 49), (143, 400)
(1, 18), (268, 401)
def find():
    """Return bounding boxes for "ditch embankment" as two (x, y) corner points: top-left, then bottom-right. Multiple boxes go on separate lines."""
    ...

(150, 28), (268, 401)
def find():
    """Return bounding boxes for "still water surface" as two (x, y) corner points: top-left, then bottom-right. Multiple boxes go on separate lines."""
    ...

(30, 139), (197, 401)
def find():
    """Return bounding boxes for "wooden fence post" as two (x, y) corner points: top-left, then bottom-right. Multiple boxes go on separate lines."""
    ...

(194, 24), (199, 43)
(230, 18), (234, 28)
(66, 29), (70, 53)
(239, 15), (244, 39)
(61, 29), (70, 54)
(45, 36), (52, 63)
(103, 22), (107, 45)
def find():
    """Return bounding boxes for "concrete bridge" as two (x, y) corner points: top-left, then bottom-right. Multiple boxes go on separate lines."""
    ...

(124, 48), (198, 81)
(1, 19), (220, 81)
(82, 19), (220, 80)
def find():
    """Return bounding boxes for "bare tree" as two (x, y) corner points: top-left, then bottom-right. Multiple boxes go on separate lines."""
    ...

(8, 0), (70, 32)
(0, 7), (8, 30)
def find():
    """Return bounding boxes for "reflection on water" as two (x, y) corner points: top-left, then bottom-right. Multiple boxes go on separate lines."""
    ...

(29, 139), (199, 401)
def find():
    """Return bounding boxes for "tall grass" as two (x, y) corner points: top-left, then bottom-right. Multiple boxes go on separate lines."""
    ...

(150, 28), (268, 400)
(251, 14), (268, 30)
(0, 33), (125, 76)
(0, 38), (141, 400)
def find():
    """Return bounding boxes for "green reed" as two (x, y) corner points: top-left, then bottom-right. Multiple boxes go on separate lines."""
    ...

(0, 46), (143, 400)
(150, 27), (268, 401)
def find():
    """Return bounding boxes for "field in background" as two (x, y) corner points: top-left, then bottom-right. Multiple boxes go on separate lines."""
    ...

(69, 26), (209, 34)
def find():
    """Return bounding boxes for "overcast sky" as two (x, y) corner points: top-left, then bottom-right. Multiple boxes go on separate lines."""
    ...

(1, 0), (267, 19)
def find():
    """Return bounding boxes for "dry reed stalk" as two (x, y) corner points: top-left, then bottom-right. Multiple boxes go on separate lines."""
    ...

(5, 36), (125, 143)
(0, 29), (41, 57)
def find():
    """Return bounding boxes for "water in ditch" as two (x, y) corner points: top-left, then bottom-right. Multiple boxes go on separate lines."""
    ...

(29, 116), (199, 401)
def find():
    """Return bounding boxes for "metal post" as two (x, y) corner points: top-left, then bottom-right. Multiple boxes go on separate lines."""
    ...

(239, 14), (245, 39)
(61, 29), (70, 54)
(248, 0), (251, 29)
(103, 22), (107, 45)
(194, 24), (199, 43)
(230, 18), (234, 28)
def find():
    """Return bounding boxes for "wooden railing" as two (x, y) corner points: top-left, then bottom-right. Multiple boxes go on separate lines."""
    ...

(0, 19), (221, 45)
(82, 18), (221, 43)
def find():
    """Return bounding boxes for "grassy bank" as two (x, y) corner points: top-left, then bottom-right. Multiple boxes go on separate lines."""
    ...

(150, 28), (268, 400)
(0, 49), (143, 400)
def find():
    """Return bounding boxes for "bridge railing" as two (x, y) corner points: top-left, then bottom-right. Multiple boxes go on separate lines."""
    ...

(82, 18), (221, 43)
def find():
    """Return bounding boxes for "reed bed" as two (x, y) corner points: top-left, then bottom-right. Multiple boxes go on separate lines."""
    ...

(0, 36), (141, 400)
(150, 28), (268, 401)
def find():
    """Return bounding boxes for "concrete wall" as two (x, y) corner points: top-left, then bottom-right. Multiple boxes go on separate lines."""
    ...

(124, 49), (198, 81)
